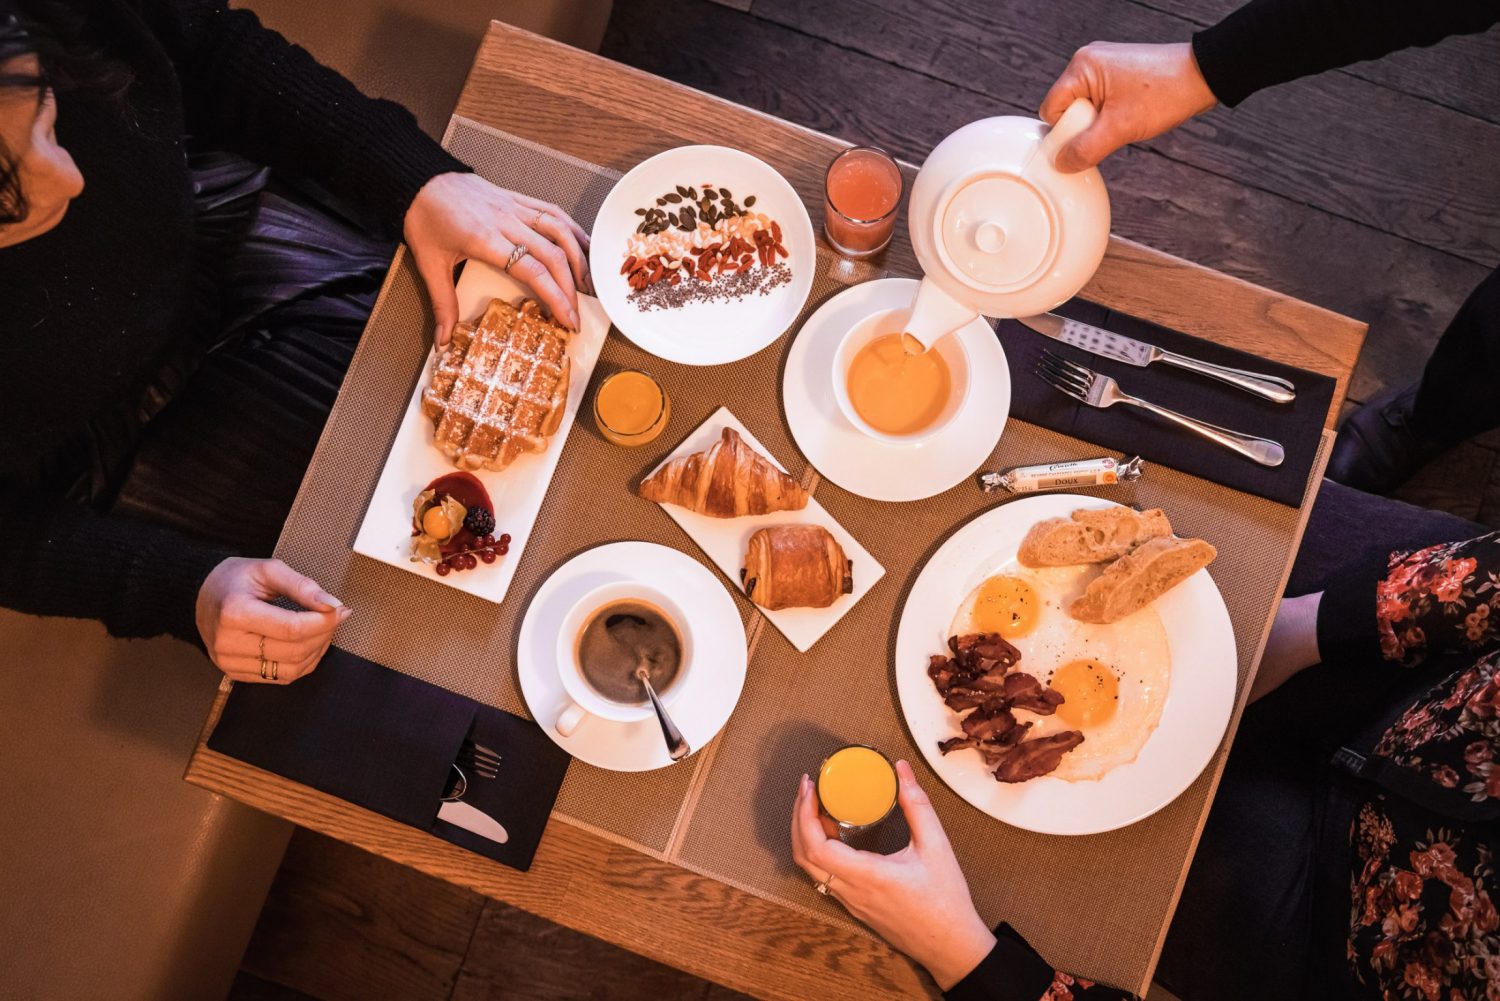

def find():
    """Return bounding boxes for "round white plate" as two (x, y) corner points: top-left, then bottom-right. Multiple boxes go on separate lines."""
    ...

(783, 277), (1010, 502)
(517, 542), (748, 771)
(894, 495), (1236, 835)
(590, 145), (815, 366)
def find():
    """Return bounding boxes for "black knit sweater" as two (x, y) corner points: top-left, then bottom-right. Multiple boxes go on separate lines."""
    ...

(1192, 0), (1500, 107)
(0, 0), (464, 643)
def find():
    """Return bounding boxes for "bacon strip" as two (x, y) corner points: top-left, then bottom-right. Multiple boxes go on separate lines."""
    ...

(928, 632), (1081, 782)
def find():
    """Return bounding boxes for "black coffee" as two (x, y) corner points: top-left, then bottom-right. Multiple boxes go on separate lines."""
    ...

(576, 600), (683, 705)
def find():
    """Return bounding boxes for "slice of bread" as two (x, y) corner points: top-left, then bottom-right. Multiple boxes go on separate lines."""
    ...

(1069, 537), (1217, 624)
(1017, 507), (1173, 567)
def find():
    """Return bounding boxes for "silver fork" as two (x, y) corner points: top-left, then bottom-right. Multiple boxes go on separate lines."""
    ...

(1036, 351), (1286, 468)
(456, 738), (501, 780)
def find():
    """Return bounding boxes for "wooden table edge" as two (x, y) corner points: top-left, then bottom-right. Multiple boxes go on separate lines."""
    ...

(185, 682), (932, 1001)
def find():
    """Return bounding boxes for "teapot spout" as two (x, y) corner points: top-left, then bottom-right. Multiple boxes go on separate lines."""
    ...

(902, 276), (979, 352)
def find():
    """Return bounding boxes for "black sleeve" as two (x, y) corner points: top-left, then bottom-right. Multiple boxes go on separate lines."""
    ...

(945, 924), (1138, 1001)
(135, 0), (469, 236)
(1317, 532), (1500, 669)
(0, 483), (232, 644)
(1191, 0), (1500, 107)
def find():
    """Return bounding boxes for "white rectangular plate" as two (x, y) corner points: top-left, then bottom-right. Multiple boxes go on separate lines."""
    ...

(646, 407), (883, 652)
(352, 260), (610, 604)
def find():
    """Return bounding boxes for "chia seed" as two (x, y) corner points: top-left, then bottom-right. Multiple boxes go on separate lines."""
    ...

(628, 263), (793, 312)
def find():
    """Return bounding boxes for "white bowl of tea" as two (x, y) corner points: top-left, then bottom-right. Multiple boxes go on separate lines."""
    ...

(831, 306), (971, 445)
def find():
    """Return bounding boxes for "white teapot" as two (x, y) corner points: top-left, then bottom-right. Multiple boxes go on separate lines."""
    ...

(902, 99), (1111, 349)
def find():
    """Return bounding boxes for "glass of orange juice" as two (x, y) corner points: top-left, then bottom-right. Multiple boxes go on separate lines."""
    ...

(823, 146), (903, 259)
(593, 369), (670, 447)
(816, 744), (899, 834)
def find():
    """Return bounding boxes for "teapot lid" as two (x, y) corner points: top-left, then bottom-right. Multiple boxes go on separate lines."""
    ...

(935, 171), (1057, 292)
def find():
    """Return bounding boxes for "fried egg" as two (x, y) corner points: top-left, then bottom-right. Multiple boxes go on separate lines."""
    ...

(949, 564), (1170, 781)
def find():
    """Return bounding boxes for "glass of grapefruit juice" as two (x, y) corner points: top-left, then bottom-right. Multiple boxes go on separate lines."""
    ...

(823, 146), (903, 259)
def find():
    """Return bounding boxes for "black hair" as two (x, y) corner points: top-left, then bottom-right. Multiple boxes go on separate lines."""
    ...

(0, 1), (132, 225)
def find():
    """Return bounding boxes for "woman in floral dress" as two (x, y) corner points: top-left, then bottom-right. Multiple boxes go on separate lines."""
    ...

(792, 478), (1500, 1000)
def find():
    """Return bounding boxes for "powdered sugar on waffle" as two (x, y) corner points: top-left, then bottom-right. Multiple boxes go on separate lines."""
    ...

(421, 299), (573, 471)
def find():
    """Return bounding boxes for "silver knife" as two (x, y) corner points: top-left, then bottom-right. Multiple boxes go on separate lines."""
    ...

(1019, 313), (1296, 404)
(438, 799), (510, 845)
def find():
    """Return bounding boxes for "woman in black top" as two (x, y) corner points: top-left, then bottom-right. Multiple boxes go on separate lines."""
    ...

(789, 2), (1500, 999)
(0, 1), (590, 683)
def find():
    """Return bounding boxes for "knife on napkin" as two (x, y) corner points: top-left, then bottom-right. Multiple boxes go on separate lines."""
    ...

(438, 799), (510, 845)
(1018, 313), (1297, 404)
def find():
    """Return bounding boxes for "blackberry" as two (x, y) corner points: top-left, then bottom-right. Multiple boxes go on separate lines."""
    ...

(463, 506), (495, 537)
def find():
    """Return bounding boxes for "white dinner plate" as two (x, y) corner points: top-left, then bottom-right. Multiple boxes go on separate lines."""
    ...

(517, 542), (748, 771)
(782, 277), (1010, 502)
(589, 145), (815, 366)
(352, 262), (611, 604)
(894, 494), (1237, 835)
(644, 407), (884, 652)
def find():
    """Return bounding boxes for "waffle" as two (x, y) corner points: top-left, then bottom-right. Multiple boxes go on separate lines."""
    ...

(421, 298), (573, 471)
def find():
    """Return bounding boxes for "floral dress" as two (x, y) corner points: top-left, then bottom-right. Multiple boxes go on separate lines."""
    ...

(947, 533), (1500, 1001)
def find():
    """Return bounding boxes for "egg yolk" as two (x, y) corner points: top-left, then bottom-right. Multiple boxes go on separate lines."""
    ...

(1052, 659), (1119, 728)
(969, 575), (1040, 638)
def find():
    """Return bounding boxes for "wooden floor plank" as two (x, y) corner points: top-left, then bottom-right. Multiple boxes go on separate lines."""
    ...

(238, 830), (485, 1001)
(1138, 0), (1500, 123)
(599, 0), (1490, 404)
(749, 0), (1500, 266)
(453, 899), (753, 1001)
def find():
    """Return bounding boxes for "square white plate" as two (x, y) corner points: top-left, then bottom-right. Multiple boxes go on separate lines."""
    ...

(645, 407), (883, 652)
(352, 260), (611, 604)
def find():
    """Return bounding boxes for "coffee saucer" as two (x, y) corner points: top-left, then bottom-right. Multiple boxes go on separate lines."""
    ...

(517, 542), (747, 771)
(782, 276), (1010, 502)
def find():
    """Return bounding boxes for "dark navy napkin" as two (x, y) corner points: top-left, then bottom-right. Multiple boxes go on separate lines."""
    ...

(208, 646), (570, 871)
(1000, 300), (1336, 507)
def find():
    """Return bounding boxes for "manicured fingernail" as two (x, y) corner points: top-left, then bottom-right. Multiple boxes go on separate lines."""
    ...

(569, 309), (580, 329)
(337, 606), (352, 620)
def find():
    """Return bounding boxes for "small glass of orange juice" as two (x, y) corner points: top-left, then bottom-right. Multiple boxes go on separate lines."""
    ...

(816, 744), (898, 833)
(593, 369), (670, 447)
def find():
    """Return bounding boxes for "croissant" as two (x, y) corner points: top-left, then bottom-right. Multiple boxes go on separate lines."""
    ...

(740, 525), (853, 610)
(640, 427), (809, 518)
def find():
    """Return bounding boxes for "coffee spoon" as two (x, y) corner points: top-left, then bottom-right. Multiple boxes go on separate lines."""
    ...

(635, 664), (691, 761)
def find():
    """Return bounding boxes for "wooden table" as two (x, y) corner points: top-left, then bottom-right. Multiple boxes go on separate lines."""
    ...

(188, 21), (1367, 1000)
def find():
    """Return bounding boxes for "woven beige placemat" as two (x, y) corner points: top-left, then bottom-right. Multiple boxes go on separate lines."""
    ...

(271, 118), (1327, 988)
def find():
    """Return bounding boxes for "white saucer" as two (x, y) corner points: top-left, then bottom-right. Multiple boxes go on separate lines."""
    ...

(517, 542), (748, 771)
(782, 277), (1010, 502)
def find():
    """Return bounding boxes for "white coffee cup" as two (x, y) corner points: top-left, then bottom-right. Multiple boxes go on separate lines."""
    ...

(554, 582), (694, 737)
(831, 306), (971, 445)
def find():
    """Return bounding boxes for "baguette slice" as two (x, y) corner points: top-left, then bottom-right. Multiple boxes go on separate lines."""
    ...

(1069, 537), (1217, 624)
(1017, 507), (1172, 567)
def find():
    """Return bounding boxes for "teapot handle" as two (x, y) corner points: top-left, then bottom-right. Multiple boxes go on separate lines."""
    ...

(1038, 98), (1098, 169)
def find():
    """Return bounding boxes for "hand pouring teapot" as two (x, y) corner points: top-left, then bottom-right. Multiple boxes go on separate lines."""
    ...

(901, 99), (1110, 350)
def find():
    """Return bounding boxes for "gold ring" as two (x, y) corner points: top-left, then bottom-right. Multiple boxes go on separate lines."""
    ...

(258, 656), (270, 680)
(533, 210), (548, 227)
(270, 660), (280, 682)
(504, 243), (529, 273)
(259, 635), (266, 659)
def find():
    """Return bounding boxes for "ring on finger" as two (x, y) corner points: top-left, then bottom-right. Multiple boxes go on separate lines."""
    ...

(269, 660), (280, 682)
(258, 654), (270, 680)
(504, 243), (529, 273)
(533, 209), (548, 228)
(813, 873), (835, 895)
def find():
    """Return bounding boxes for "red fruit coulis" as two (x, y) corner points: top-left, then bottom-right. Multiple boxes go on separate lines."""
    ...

(423, 471), (493, 559)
